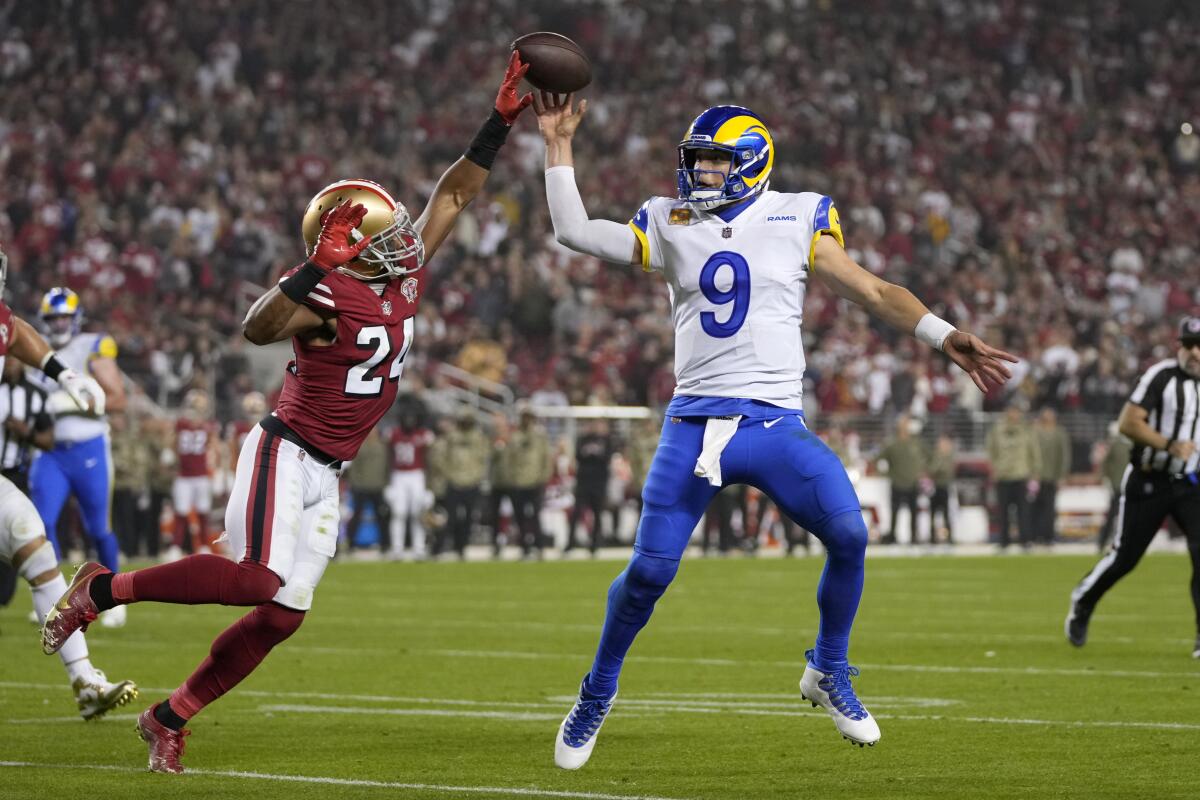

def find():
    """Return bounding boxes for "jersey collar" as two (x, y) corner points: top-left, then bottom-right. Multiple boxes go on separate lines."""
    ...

(710, 193), (761, 223)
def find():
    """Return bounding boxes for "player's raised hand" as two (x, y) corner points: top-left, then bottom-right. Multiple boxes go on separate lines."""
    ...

(311, 201), (373, 270)
(495, 51), (534, 125)
(942, 330), (1019, 393)
(533, 90), (587, 144)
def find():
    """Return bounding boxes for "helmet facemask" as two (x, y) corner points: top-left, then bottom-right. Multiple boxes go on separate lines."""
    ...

(341, 204), (425, 281)
(677, 141), (771, 211)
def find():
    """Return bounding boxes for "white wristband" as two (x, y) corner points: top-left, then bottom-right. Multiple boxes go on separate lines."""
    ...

(914, 313), (956, 351)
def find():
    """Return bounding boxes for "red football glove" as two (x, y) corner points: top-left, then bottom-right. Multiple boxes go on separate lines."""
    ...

(311, 201), (373, 270)
(495, 50), (533, 125)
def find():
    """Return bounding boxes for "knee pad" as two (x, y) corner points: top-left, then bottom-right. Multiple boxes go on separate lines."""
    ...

(819, 511), (869, 561)
(617, 552), (680, 608)
(16, 540), (58, 583)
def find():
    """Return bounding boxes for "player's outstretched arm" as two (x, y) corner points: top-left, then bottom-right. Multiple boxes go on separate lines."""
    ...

(812, 235), (1018, 392)
(243, 201), (371, 345)
(534, 92), (641, 265)
(416, 52), (533, 263)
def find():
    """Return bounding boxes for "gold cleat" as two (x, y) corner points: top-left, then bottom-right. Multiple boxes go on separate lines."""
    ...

(73, 670), (139, 721)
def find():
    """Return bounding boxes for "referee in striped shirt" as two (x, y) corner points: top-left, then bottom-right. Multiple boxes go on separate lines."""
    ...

(0, 355), (53, 491)
(1067, 316), (1200, 658)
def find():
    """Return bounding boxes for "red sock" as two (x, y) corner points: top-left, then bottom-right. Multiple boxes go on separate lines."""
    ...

(169, 603), (305, 720)
(111, 555), (281, 606)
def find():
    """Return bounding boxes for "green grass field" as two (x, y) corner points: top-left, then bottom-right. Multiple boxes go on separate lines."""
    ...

(2, 552), (1197, 800)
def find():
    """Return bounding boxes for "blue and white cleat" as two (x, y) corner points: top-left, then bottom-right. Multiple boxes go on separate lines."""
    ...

(799, 649), (881, 747)
(554, 679), (617, 770)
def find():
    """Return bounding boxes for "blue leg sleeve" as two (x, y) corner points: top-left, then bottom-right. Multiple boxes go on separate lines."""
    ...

(70, 438), (120, 572)
(584, 550), (682, 698)
(583, 417), (717, 699)
(29, 452), (70, 560)
(748, 416), (865, 673)
(808, 510), (868, 672)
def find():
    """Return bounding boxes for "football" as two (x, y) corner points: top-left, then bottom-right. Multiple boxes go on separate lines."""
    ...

(511, 31), (592, 93)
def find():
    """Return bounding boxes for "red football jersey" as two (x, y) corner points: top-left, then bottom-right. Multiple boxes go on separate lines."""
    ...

(175, 417), (215, 477)
(273, 266), (421, 461)
(388, 427), (433, 471)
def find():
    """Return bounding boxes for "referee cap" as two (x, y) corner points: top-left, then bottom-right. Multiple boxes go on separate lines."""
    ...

(1179, 316), (1200, 344)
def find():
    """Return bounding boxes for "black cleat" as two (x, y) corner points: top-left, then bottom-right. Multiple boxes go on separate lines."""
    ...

(1064, 601), (1092, 647)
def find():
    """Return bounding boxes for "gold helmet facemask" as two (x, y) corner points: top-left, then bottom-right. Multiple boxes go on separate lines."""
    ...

(301, 179), (424, 280)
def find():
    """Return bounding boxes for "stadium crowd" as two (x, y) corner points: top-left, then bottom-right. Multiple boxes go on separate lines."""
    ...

(2, 0), (1197, 423)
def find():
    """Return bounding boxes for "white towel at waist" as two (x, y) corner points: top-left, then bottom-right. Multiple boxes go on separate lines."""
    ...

(693, 415), (742, 488)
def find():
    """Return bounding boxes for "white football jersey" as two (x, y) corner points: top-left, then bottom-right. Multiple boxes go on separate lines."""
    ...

(30, 332), (116, 442)
(629, 190), (843, 409)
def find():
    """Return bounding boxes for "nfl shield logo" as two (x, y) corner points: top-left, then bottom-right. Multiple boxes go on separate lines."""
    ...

(401, 277), (419, 303)
(722, 227), (733, 239)
(381, 300), (392, 316)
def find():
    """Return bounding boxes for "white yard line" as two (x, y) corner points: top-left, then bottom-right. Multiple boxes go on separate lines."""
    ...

(422, 649), (1200, 679)
(0, 762), (691, 800)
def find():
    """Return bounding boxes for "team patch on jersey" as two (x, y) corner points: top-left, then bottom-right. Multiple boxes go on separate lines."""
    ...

(668, 208), (692, 226)
(401, 277), (419, 302)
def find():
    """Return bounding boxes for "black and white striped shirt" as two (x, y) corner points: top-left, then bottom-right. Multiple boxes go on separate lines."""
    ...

(0, 378), (51, 472)
(1129, 359), (1200, 475)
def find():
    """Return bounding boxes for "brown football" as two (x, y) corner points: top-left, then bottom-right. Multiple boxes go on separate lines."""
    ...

(511, 32), (592, 94)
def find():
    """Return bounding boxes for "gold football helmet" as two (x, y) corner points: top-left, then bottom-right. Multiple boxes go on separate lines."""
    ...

(301, 179), (424, 279)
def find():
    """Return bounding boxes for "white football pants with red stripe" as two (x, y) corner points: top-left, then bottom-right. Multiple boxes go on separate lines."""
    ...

(225, 424), (340, 611)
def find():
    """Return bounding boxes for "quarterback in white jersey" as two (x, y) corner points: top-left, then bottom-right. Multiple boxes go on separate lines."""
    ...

(534, 95), (1017, 769)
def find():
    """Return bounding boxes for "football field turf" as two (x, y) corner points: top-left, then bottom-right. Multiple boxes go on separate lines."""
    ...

(2, 552), (1197, 799)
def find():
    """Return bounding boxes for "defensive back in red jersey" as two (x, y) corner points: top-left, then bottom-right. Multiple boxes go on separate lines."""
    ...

(388, 427), (434, 471)
(273, 266), (421, 461)
(175, 417), (216, 477)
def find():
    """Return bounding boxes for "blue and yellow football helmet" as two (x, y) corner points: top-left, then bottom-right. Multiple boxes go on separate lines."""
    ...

(40, 287), (82, 347)
(677, 106), (774, 211)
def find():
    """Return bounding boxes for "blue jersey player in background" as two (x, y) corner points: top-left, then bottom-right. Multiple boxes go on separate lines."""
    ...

(29, 287), (128, 627)
(534, 93), (1018, 768)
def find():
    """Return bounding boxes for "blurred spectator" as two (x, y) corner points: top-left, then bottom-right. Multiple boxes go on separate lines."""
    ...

(386, 408), (435, 560)
(1033, 408), (1072, 544)
(503, 406), (553, 559)
(110, 411), (150, 559)
(345, 428), (390, 553)
(702, 485), (744, 556)
(927, 435), (957, 544)
(431, 412), (489, 558)
(877, 416), (926, 544)
(987, 405), (1042, 549)
(566, 419), (614, 554)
